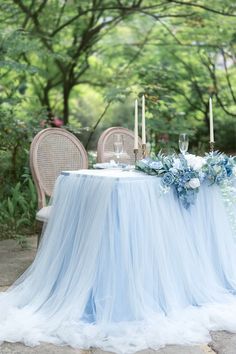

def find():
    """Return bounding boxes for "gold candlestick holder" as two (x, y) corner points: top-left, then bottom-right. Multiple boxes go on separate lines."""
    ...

(134, 148), (139, 164)
(209, 141), (215, 153)
(142, 144), (147, 159)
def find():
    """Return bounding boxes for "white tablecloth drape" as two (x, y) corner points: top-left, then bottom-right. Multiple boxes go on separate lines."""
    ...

(0, 169), (236, 353)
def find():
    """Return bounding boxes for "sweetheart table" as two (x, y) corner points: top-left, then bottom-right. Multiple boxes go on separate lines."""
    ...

(1, 169), (236, 353)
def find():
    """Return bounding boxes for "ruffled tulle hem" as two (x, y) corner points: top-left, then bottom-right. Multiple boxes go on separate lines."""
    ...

(1, 300), (236, 353)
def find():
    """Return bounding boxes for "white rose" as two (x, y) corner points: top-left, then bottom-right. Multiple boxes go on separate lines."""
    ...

(187, 178), (200, 189)
(185, 154), (205, 171)
(185, 154), (195, 162)
(192, 156), (205, 171)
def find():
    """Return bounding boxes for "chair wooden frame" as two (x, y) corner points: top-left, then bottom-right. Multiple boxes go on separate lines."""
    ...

(30, 128), (88, 210)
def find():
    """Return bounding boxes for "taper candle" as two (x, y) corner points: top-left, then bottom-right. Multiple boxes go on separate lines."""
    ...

(142, 95), (146, 144)
(134, 99), (138, 149)
(209, 97), (214, 143)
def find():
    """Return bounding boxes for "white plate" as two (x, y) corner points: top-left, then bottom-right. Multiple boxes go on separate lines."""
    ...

(93, 163), (134, 170)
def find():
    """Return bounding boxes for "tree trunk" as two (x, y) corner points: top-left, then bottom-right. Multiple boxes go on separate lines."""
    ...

(42, 84), (53, 119)
(63, 85), (70, 125)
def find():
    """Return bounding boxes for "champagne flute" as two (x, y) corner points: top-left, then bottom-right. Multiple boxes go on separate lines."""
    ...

(113, 134), (124, 166)
(179, 133), (189, 156)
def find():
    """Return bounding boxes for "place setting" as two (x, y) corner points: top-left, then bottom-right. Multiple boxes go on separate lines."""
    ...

(93, 133), (133, 170)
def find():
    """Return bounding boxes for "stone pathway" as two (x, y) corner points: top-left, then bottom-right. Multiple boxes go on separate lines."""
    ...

(0, 343), (214, 354)
(0, 237), (233, 353)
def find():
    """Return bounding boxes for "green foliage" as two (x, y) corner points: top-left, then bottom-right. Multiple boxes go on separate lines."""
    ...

(0, 106), (45, 193)
(0, 0), (236, 242)
(0, 0), (235, 153)
(0, 27), (45, 243)
(0, 110), (42, 245)
(0, 172), (37, 246)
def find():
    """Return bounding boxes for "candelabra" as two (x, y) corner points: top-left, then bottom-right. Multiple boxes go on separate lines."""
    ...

(142, 144), (147, 159)
(133, 148), (139, 164)
(209, 141), (215, 153)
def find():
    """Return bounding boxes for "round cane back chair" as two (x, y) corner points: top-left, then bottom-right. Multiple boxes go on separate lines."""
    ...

(30, 128), (88, 211)
(97, 127), (142, 165)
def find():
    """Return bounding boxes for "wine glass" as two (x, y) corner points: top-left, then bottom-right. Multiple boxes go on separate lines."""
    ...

(113, 134), (124, 165)
(178, 133), (189, 155)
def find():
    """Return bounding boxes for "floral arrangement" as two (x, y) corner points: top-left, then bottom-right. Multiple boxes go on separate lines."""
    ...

(136, 152), (236, 209)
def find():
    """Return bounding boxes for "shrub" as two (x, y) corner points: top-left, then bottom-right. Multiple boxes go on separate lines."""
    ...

(0, 168), (37, 246)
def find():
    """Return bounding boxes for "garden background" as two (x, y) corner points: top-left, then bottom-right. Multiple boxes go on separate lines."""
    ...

(0, 0), (235, 244)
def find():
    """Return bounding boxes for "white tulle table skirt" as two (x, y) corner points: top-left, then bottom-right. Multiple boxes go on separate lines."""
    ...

(1, 169), (236, 353)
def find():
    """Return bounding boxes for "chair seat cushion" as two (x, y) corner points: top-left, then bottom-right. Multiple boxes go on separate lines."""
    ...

(36, 206), (52, 222)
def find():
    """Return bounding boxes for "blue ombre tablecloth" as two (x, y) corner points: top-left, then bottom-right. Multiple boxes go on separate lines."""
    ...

(1, 169), (236, 353)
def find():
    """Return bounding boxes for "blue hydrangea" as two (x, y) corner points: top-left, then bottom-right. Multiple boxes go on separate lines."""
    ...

(182, 170), (194, 183)
(162, 172), (175, 187)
